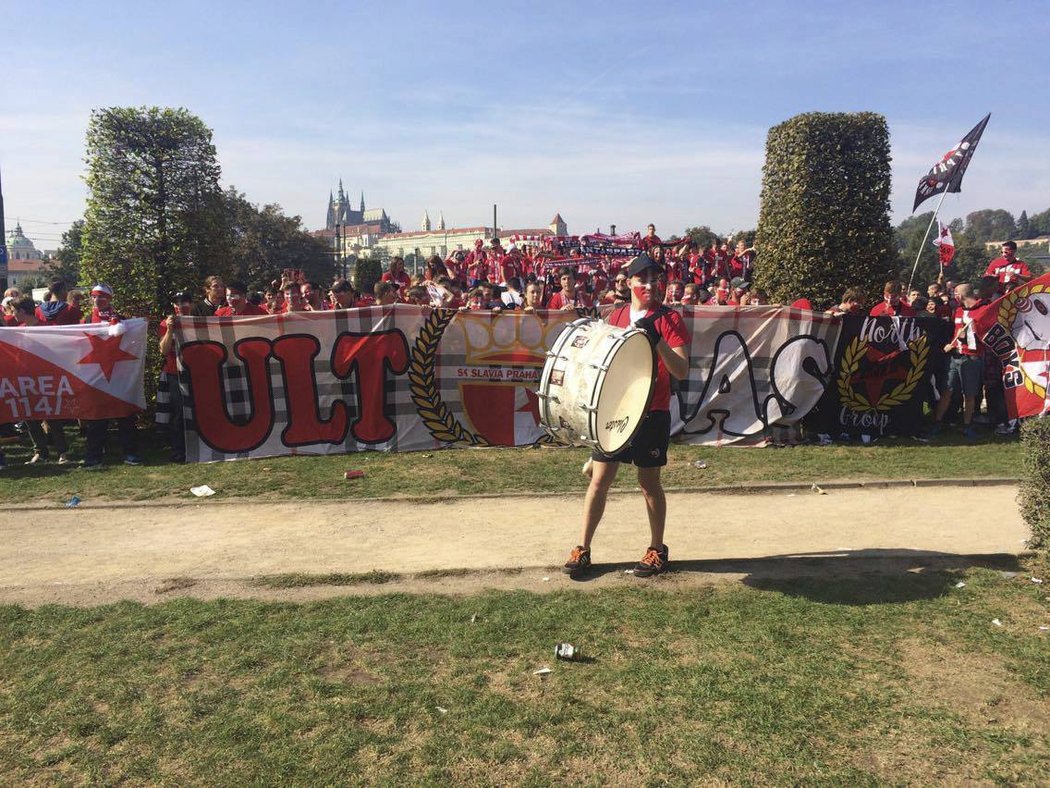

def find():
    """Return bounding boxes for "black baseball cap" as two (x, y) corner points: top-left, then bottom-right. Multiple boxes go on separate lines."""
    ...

(626, 253), (662, 278)
(173, 290), (195, 303)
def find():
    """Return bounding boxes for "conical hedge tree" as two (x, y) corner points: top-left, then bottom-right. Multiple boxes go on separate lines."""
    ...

(754, 112), (897, 309)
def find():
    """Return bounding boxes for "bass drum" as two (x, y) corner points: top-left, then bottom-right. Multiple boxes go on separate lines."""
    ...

(537, 317), (656, 455)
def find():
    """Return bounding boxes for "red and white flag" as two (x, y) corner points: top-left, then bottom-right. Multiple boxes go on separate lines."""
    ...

(933, 221), (955, 267)
(0, 318), (147, 424)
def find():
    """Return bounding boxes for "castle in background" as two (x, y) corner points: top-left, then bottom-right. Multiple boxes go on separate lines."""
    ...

(314, 180), (568, 269)
(324, 180), (398, 234)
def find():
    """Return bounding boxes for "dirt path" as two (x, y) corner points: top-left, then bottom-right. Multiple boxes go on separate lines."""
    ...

(0, 485), (1030, 607)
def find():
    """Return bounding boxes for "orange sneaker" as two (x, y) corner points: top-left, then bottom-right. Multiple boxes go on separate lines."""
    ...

(633, 544), (668, 577)
(562, 546), (592, 578)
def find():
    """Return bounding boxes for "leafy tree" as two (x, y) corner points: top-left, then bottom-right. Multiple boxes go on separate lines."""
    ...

(15, 275), (48, 291)
(754, 112), (896, 307)
(1028, 207), (1050, 236)
(683, 225), (718, 249)
(80, 106), (227, 319)
(1016, 209), (1031, 240)
(733, 229), (757, 247)
(221, 188), (335, 290)
(42, 219), (85, 286)
(893, 212), (940, 285)
(963, 208), (1016, 244)
(949, 229), (992, 285)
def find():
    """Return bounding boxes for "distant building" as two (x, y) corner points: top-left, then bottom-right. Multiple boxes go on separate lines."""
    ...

(313, 181), (569, 276)
(351, 213), (569, 267)
(322, 180), (397, 234)
(4, 222), (48, 287)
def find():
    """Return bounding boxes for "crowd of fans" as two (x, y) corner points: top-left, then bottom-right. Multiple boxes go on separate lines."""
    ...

(822, 240), (1035, 441)
(0, 232), (1034, 467)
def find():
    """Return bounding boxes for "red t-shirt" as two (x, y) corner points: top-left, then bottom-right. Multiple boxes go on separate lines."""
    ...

(547, 290), (592, 310)
(869, 299), (916, 317)
(2, 314), (18, 326)
(213, 304), (268, 317)
(984, 257), (1031, 287)
(639, 235), (662, 251)
(665, 260), (687, 283)
(444, 259), (464, 281)
(465, 250), (488, 281)
(608, 305), (689, 412)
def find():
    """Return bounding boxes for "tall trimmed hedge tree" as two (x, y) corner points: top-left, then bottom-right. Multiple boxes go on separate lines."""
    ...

(754, 112), (897, 308)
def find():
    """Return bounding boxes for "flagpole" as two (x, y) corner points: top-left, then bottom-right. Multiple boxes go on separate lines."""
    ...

(907, 188), (949, 292)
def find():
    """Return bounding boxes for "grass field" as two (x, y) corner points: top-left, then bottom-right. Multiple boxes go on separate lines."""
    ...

(1, 562), (1047, 784)
(0, 428), (1023, 504)
(1, 428), (1041, 783)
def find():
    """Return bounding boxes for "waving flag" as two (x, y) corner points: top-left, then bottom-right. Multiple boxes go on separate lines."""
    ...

(913, 113), (991, 212)
(971, 274), (1050, 419)
(933, 221), (956, 267)
(0, 318), (147, 423)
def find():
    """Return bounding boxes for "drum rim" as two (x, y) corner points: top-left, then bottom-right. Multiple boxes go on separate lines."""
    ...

(537, 317), (589, 432)
(592, 329), (657, 455)
(537, 319), (657, 452)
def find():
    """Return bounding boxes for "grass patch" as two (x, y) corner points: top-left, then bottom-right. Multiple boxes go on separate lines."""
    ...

(1, 563), (1047, 783)
(0, 428), (1022, 504)
(253, 571), (401, 588)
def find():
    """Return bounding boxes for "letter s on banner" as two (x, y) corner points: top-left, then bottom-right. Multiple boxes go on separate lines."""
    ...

(765, 335), (831, 424)
(181, 339), (276, 453)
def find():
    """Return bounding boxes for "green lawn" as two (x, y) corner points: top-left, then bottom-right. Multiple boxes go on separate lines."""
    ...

(0, 428), (1023, 504)
(1, 563), (1047, 784)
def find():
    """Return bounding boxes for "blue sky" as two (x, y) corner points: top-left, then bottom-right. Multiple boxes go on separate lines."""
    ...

(3, 0), (1049, 250)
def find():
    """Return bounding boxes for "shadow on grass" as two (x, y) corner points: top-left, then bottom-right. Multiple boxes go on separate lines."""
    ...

(575, 549), (1024, 605)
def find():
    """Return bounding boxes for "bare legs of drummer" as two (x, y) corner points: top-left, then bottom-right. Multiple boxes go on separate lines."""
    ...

(564, 410), (675, 579)
(577, 461), (667, 575)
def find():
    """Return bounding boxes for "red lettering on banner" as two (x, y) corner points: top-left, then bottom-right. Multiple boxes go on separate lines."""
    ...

(271, 334), (349, 445)
(330, 330), (409, 443)
(181, 339), (276, 453)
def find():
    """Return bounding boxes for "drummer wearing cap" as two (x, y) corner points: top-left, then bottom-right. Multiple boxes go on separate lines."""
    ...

(563, 252), (690, 579)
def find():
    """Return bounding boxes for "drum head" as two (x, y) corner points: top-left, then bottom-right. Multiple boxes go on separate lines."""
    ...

(595, 332), (655, 455)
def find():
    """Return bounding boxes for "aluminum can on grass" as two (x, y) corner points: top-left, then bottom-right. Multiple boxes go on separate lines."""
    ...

(554, 642), (580, 661)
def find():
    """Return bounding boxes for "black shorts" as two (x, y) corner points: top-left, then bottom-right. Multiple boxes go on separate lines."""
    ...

(592, 410), (671, 468)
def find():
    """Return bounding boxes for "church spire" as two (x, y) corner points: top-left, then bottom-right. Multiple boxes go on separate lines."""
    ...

(326, 189), (337, 230)
(421, 210), (431, 232)
(438, 211), (446, 231)
(360, 191), (365, 213)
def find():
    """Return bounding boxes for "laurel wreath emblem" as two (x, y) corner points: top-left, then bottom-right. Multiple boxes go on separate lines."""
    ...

(997, 282), (1049, 400)
(408, 309), (488, 445)
(836, 334), (929, 412)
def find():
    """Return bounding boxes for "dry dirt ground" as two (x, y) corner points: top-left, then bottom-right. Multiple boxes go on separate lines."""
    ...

(0, 484), (1030, 607)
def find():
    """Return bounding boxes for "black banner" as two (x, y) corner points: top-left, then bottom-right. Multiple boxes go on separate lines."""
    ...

(807, 314), (949, 437)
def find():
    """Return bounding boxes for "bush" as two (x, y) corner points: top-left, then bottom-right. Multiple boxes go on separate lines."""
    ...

(1018, 417), (1050, 548)
(754, 112), (897, 309)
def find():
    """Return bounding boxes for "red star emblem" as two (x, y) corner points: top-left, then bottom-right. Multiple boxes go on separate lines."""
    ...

(517, 387), (540, 425)
(78, 332), (138, 381)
